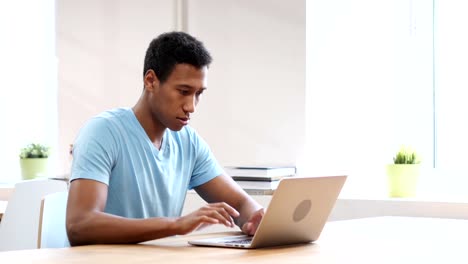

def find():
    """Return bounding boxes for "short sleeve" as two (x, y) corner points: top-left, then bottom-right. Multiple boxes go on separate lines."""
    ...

(188, 129), (223, 189)
(70, 118), (117, 185)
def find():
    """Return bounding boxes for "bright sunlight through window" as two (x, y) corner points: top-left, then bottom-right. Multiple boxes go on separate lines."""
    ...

(305, 0), (468, 199)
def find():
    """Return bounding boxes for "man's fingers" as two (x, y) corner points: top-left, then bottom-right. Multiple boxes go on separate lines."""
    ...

(203, 207), (234, 227)
(241, 209), (265, 235)
(215, 207), (235, 227)
(203, 203), (239, 227)
(251, 209), (264, 223)
(210, 202), (240, 218)
(180, 202), (240, 235)
(199, 215), (220, 224)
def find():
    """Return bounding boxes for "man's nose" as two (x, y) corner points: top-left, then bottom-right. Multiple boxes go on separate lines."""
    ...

(183, 95), (197, 113)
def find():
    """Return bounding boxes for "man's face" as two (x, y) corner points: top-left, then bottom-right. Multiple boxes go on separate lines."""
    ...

(148, 63), (208, 131)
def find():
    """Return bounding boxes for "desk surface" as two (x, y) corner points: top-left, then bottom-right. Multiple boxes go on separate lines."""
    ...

(0, 216), (467, 263)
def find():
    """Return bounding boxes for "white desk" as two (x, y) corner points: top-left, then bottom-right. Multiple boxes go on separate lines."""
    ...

(0, 217), (466, 263)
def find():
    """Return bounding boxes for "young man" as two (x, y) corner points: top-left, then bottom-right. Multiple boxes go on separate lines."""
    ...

(66, 32), (264, 246)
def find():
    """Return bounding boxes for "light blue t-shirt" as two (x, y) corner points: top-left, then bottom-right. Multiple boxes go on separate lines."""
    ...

(70, 108), (223, 219)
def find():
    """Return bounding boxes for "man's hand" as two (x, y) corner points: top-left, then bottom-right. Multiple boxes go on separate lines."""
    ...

(194, 175), (265, 236)
(241, 208), (264, 235)
(174, 202), (240, 235)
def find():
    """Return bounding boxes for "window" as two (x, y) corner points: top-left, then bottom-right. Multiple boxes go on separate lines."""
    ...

(434, 0), (468, 170)
(305, 0), (467, 198)
(0, 0), (57, 182)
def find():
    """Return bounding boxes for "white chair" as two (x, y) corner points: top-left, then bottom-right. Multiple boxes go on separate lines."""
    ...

(38, 191), (70, 248)
(0, 179), (67, 251)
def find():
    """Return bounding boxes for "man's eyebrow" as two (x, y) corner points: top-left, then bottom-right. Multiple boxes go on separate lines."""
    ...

(177, 84), (193, 89)
(178, 84), (207, 90)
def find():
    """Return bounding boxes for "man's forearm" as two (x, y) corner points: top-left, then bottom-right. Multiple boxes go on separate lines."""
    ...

(67, 211), (178, 246)
(235, 195), (263, 228)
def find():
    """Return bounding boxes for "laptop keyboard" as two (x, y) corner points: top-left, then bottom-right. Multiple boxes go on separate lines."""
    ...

(224, 238), (252, 245)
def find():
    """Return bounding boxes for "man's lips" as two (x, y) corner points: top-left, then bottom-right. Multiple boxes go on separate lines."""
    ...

(177, 117), (190, 125)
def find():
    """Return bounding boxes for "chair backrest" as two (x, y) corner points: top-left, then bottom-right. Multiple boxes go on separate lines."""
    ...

(38, 191), (70, 248)
(0, 179), (68, 251)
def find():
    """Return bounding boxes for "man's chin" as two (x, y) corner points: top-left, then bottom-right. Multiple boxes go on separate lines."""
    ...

(168, 125), (185, 131)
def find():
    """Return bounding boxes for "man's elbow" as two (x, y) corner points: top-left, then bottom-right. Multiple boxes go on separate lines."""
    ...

(66, 217), (92, 246)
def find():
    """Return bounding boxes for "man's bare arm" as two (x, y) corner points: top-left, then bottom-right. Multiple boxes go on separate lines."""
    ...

(66, 179), (238, 246)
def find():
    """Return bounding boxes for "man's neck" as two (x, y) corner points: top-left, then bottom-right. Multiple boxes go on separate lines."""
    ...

(132, 103), (165, 149)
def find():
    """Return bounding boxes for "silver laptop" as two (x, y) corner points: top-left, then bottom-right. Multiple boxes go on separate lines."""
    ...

(188, 175), (347, 249)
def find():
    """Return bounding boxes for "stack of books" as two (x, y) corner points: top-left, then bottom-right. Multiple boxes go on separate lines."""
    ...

(224, 166), (296, 181)
(224, 166), (296, 195)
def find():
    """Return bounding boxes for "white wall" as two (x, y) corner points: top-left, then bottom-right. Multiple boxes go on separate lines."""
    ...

(56, 0), (306, 174)
(56, 0), (176, 174)
(187, 0), (306, 167)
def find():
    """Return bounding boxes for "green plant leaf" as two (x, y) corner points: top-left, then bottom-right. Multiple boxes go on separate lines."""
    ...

(19, 143), (50, 159)
(393, 146), (420, 164)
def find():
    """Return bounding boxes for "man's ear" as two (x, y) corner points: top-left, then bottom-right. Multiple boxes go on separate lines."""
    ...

(144, 70), (160, 91)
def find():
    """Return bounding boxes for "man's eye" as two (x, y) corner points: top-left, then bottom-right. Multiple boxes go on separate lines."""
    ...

(179, 90), (189, 95)
(196, 91), (204, 97)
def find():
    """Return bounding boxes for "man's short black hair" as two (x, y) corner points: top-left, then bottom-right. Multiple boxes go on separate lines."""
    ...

(143, 31), (212, 84)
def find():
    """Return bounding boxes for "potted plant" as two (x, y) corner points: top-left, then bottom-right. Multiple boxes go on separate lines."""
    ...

(386, 146), (421, 197)
(19, 143), (51, 180)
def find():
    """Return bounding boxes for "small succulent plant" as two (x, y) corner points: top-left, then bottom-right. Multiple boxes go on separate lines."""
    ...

(19, 143), (50, 159)
(393, 146), (420, 164)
